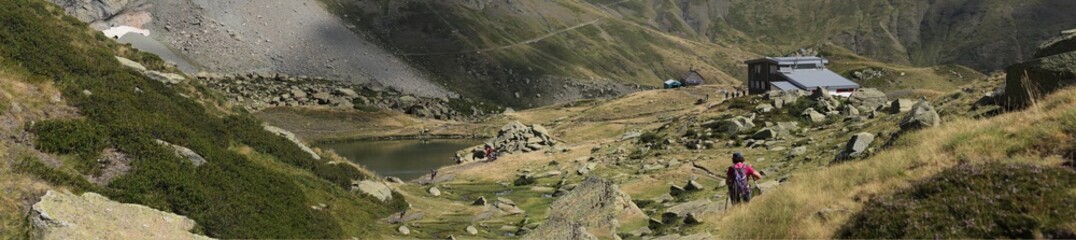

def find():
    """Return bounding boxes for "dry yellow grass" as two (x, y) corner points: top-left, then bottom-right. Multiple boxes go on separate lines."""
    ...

(0, 70), (67, 238)
(711, 87), (1076, 238)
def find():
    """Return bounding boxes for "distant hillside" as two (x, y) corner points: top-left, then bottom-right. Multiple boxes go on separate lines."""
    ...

(320, 0), (755, 108)
(595, 0), (1076, 72)
(318, 0), (1072, 108)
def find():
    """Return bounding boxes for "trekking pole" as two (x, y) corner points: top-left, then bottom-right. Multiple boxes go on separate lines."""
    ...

(724, 195), (730, 209)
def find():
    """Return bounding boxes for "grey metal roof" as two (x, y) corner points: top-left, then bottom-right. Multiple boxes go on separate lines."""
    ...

(778, 69), (860, 89)
(770, 81), (799, 91)
(745, 56), (829, 65)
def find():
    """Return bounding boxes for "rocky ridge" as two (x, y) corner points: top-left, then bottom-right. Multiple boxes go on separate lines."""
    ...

(197, 72), (495, 120)
(525, 177), (646, 240)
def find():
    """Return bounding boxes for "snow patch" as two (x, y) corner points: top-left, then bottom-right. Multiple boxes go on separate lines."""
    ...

(103, 26), (150, 38)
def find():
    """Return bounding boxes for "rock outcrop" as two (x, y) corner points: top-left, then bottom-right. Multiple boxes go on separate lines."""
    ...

(199, 73), (480, 120)
(1004, 30), (1076, 107)
(263, 125), (320, 160)
(30, 190), (210, 239)
(155, 140), (206, 166)
(486, 121), (558, 154)
(115, 56), (187, 85)
(352, 180), (393, 202)
(526, 177), (646, 240)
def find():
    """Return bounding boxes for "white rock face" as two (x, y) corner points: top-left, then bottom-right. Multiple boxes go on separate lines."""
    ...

(30, 190), (211, 240)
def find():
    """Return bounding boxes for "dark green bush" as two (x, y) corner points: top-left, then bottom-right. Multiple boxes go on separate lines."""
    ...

(838, 163), (1076, 238)
(30, 119), (108, 158)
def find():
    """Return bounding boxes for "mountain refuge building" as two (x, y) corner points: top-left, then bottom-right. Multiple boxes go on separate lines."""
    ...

(745, 56), (859, 97)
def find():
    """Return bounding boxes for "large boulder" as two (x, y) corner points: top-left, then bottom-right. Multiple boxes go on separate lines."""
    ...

(890, 99), (915, 113)
(30, 190), (209, 239)
(802, 108), (826, 123)
(1004, 31), (1076, 107)
(899, 100), (941, 131)
(844, 132), (875, 156)
(752, 128), (778, 140)
(848, 88), (888, 110)
(720, 116), (755, 134)
(755, 103), (774, 113)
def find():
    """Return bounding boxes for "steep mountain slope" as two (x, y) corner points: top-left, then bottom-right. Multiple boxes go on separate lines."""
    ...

(321, 0), (755, 108)
(600, 0), (1076, 72)
(318, 0), (1072, 108)
(0, 0), (404, 238)
(50, 0), (456, 99)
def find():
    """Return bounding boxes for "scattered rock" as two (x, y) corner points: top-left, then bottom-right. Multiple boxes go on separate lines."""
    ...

(755, 103), (774, 113)
(398, 225), (410, 235)
(114, 56), (147, 72)
(473, 196), (488, 206)
(466, 225), (479, 235)
(663, 199), (721, 224)
(494, 201), (525, 215)
(684, 180), (704, 191)
(684, 213), (703, 224)
(789, 146), (807, 157)
(719, 116), (756, 134)
(428, 186), (442, 196)
(385, 177), (404, 183)
(335, 88), (359, 97)
(670, 184), (686, 196)
(802, 108), (826, 123)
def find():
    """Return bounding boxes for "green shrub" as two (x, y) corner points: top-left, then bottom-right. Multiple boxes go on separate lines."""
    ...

(30, 119), (108, 158)
(838, 163), (1076, 238)
(14, 155), (101, 192)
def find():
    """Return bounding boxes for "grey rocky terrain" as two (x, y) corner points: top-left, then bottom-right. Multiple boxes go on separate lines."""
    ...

(197, 72), (490, 121)
(51, 0), (455, 99)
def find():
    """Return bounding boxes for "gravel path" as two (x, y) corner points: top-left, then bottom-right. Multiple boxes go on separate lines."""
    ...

(147, 0), (454, 98)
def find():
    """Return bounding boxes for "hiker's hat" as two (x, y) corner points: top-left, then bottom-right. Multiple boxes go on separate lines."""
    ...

(733, 152), (744, 159)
